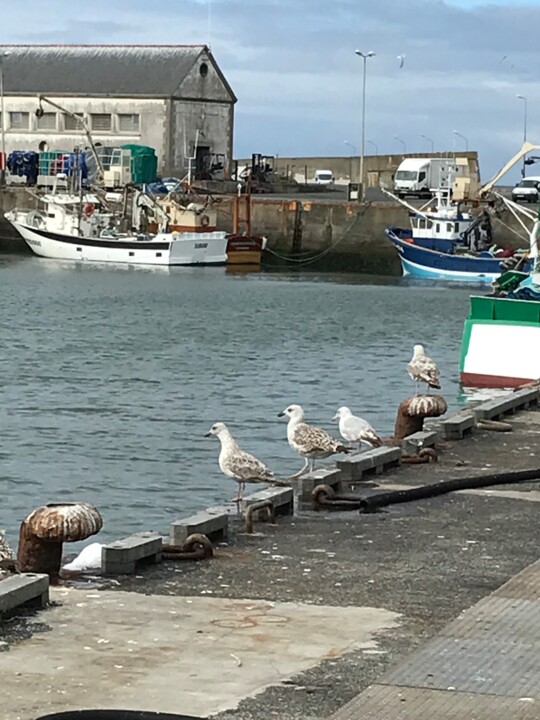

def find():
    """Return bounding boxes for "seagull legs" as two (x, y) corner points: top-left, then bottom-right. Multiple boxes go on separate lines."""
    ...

(309, 458), (315, 473)
(232, 482), (245, 505)
(289, 458), (310, 479)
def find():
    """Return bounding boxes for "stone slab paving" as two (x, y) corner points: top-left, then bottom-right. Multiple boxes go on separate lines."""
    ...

(329, 560), (540, 719)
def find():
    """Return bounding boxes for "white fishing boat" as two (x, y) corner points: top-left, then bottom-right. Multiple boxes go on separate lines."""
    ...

(5, 191), (228, 267)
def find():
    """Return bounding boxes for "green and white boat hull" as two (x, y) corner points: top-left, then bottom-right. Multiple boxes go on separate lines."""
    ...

(460, 295), (540, 388)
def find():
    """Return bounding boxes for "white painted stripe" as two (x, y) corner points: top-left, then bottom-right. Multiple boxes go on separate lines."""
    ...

(400, 257), (499, 283)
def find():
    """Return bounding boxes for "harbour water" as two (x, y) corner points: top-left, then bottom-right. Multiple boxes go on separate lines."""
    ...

(0, 255), (475, 542)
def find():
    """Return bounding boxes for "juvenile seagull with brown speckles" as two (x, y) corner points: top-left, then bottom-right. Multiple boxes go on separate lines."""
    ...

(278, 404), (351, 478)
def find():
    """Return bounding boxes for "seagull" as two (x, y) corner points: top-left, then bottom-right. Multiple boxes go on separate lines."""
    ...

(205, 422), (274, 501)
(278, 404), (351, 477)
(0, 528), (16, 579)
(333, 406), (383, 450)
(397, 54), (406, 69)
(62, 542), (103, 574)
(407, 344), (441, 393)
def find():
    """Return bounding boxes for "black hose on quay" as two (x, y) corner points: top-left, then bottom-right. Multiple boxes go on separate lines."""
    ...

(359, 467), (540, 513)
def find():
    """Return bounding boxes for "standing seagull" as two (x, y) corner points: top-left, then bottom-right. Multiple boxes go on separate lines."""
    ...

(407, 344), (441, 393)
(333, 406), (383, 450)
(205, 422), (274, 501)
(0, 529), (16, 579)
(278, 404), (351, 477)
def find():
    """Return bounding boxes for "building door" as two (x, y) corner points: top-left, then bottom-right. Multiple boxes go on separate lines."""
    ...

(195, 145), (211, 179)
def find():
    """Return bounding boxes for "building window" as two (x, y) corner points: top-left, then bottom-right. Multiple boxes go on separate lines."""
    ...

(118, 113), (140, 133)
(9, 112), (29, 130)
(36, 112), (57, 130)
(91, 113), (112, 132)
(200, 62), (209, 77)
(64, 113), (84, 131)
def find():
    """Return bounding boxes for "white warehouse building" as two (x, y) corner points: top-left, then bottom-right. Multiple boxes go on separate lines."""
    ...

(0, 44), (237, 178)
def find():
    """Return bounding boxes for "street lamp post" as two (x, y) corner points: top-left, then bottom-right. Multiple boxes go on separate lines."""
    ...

(354, 49), (375, 201)
(0, 52), (10, 186)
(367, 139), (378, 155)
(344, 140), (357, 155)
(517, 94), (528, 177)
(394, 135), (406, 154)
(420, 134), (434, 153)
(453, 130), (469, 151)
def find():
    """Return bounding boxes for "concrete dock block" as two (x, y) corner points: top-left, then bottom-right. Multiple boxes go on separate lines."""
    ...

(474, 388), (539, 422)
(440, 413), (475, 440)
(242, 486), (294, 518)
(402, 430), (438, 456)
(298, 468), (342, 503)
(337, 447), (401, 481)
(0, 573), (49, 615)
(171, 509), (229, 545)
(102, 532), (162, 575)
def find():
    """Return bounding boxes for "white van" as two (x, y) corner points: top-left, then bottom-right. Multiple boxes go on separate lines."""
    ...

(314, 169), (334, 186)
(511, 176), (540, 203)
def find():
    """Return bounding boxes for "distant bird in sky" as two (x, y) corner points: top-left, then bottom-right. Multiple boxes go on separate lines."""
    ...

(500, 55), (507, 63)
(397, 54), (406, 69)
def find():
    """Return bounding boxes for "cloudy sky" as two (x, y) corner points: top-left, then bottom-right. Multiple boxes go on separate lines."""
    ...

(2, 0), (538, 179)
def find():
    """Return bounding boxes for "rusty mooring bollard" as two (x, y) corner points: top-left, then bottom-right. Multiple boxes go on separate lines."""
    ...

(393, 395), (447, 441)
(17, 502), (103, 579)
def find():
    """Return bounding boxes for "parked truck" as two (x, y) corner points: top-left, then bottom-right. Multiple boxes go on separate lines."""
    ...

(394, 157), (457, 198)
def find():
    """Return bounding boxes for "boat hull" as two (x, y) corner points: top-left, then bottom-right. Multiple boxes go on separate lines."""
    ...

(8, 222), (227, 267)
(460, 296), (540, 388)
(386, 228), (525, 283)
(226, 235), (265, 265)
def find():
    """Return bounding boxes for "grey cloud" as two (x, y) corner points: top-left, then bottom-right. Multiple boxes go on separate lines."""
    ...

(1, 0), (537, 177)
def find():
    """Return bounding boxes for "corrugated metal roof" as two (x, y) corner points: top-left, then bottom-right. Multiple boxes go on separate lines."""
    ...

(0, 44), (228, 98)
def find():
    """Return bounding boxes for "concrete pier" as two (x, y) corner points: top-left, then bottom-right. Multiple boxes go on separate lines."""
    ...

(0, 185), (532, 274)
(1, 403), (539, 719)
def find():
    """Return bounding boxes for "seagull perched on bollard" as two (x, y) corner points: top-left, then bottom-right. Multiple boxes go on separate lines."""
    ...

(205, 422), (275, 501)
(407, 344), (441, 393)
(278, 404), (351, 478)
(333, 406), (383, 450)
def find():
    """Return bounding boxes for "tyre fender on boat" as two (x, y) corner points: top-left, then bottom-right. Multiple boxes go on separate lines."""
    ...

(200, 214), (210, 227)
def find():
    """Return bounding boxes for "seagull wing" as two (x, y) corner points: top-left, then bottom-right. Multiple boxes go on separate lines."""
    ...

(415, 355), (441, 387)
(222, 448), (274, 482)
(343, 415), (383, 446)
(294, 423), (348, 454)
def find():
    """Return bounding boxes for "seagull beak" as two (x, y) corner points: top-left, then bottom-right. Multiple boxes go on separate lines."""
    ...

(277, 411), (285, 417)
(204, 432), (212, 437)
(332, 413), (339, 421)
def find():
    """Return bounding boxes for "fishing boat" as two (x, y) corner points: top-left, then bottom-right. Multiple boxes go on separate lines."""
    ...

(141, 187), (267, 266)
(459, 143), (540, 388)
(385, 187), (531, 283)
(5, 191), (228, 267)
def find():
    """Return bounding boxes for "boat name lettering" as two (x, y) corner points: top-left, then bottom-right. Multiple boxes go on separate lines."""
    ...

(194, 242), (208, 249)
(26, 238), (42, 247)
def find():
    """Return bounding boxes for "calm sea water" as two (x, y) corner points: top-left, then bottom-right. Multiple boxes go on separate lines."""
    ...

(0, 255), (475, 543)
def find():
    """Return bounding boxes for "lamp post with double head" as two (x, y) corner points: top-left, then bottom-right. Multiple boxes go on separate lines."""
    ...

(354, 49), (375, 201)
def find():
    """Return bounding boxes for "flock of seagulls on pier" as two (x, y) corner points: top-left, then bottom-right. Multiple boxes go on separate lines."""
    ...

(207, 344), (441, 500)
